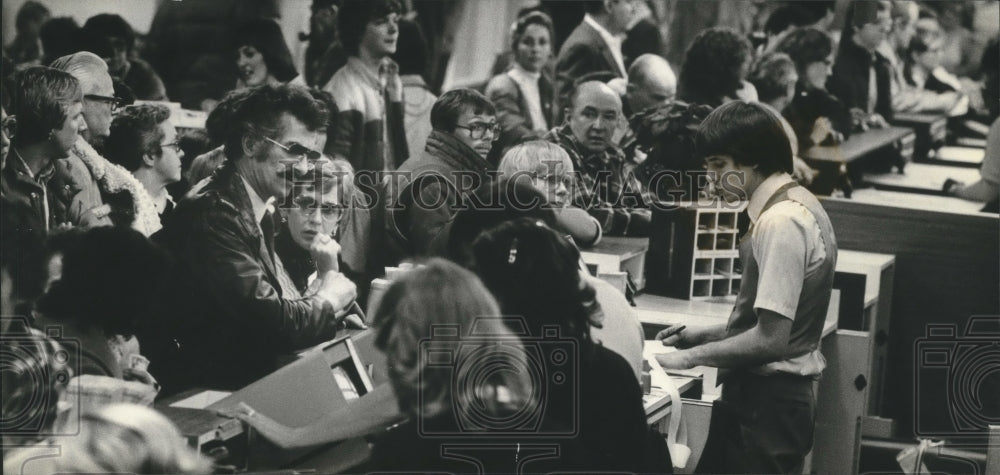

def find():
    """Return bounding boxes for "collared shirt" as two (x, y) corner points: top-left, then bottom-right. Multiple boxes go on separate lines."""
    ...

(12, 149), (55, 229)
(584, 14), (627, 77)
(747, 173), (828, 376)
(238, 175), (275, 235)
(507, 63), (549, 132)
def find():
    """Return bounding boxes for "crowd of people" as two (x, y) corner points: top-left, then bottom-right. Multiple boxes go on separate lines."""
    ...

(2, 0), (997, 474)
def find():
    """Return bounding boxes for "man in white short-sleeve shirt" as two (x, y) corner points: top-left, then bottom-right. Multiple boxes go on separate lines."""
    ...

(655, 101), (837, 474)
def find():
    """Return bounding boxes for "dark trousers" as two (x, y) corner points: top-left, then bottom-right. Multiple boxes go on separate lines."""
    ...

(696, 372), (816, 474)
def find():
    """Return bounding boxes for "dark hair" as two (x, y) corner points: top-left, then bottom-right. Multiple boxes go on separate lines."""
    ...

(695, 101), (793, 175)
(775, 27), (834, 76)
(224, 84), (329, 161)
(764, 6), (801, 36)
(338, 0), (403, 56)
(35, 226), (172, 337)
(81, 14), (136, 51)
(15, 1), (49, 33)
(749, 52), (797, 105)
(234, 19), (299, 83)
(1, 197), (48, 306)
(677, 27), (752, 107)
(105, 104), (172, 172)
(582, 0), (607, 15)
(392, 18), (429, 77)
(430, 88), (496, 132)
(205, 88), (253, 146)
(39, 17), (81, 66)
(981, 37), (999, 120)
(470, 218), (595, 343)
(7, 67), (82, 145)
(447, 179), (557, 266)
(510, 11), (555, 51)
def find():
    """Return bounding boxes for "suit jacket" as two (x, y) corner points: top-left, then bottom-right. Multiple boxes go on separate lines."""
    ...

(555, 21), (625, 122)
(151, 162), (340, 391)
(484, 71), (555, 161)
(828, 38), (894, 120)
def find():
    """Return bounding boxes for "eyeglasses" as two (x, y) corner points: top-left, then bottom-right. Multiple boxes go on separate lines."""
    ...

(263, 136), (323, 161)
(291, 195), (346, 221)
(454, 122), (500, 140)
(160, 141), (182, 153)
(84, 94), (124, 111)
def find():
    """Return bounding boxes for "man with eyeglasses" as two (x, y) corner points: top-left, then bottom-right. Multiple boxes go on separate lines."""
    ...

(103, 104), (183, 224)
(545, 80), (651, 237)
(386, 88), (500, 263)
(153, 84), (359, 392)
(50, 51), (162, 235)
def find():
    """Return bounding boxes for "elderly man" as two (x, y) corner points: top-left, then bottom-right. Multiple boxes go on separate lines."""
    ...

(546, 81), (650, 236)
(50, 52), (160, 235)
(624, 53), (677, 116)
(103, 104), (183, 221)
(154, 84), (358, 391)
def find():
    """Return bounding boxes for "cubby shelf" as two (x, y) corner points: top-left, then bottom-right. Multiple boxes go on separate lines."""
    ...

(646, 202), (748, 300)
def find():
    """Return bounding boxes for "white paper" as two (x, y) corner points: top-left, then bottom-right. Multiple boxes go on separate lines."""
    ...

(169, 390), (232, 409)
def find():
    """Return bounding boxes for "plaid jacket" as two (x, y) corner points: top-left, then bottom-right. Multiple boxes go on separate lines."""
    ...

(544, 125), (651, 236)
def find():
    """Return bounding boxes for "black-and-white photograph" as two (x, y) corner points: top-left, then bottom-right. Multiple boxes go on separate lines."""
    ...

(1, 1), (998, 474)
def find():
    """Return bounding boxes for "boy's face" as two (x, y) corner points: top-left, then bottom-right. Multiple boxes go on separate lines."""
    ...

(360, 12), (399, 58)
(531, 160), (573, 208)
(703, 154), (761, 202)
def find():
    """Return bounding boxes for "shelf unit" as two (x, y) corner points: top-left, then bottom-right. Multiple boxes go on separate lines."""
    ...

(646, 202), (747, 300)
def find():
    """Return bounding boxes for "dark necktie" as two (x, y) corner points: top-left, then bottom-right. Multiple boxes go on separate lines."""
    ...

(261, 210), (276, 259)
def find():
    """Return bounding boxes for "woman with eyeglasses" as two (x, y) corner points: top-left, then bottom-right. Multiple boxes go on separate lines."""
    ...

(277, 158), (353, 292)
(104, 104), (185, 224)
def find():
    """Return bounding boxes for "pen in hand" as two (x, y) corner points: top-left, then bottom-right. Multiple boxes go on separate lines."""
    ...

(658, 325), (686, 345)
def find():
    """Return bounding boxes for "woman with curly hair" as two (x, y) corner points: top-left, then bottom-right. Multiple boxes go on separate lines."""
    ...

(677, 27), (755, 107)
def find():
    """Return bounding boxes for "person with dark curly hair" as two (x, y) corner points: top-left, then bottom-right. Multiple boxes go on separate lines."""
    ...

(775, 27), (852, 148)
(233, 19), (304, 90)
(677, 27), (756, 107)
(469, 218), (657, 472)
(39, 17), (80, 67)
(155, 84), (359, 391)
(323, 0), (408, 176)
(80, 14), (167, 101)
(104, 104), (183, 220)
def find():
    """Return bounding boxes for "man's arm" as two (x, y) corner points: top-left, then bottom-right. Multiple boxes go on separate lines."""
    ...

(657, 310), (793, 370)
(187, 212), (342, 351)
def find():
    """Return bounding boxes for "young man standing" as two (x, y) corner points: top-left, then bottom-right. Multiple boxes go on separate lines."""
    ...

(655, 101), (838, 474)
(323, 0), (408, 176)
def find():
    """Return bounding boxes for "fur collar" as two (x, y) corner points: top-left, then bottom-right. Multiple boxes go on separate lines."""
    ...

(71, 138), (162, 236)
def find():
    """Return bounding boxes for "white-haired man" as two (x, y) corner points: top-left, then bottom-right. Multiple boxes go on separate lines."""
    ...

(50, 52), (160, 235)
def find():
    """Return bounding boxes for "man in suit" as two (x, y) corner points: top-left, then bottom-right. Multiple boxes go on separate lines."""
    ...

(555, 0), (637, 123)
(153, 84), (358, 391)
